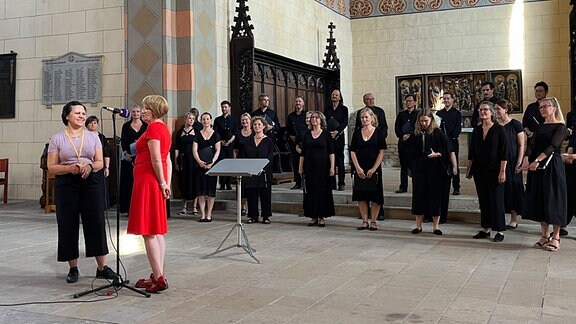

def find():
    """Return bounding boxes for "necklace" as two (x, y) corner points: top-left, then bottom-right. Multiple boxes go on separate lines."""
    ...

(65, 128), (85, 166)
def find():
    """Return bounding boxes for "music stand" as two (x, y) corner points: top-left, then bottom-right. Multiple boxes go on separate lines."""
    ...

(205, 158), (269, 264)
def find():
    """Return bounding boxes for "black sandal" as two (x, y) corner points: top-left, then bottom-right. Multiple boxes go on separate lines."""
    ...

(357, 222), (369, 230)
(262, 219), (271, 224)
(307, 219), (318, 227)
(247, 219), (256, 224)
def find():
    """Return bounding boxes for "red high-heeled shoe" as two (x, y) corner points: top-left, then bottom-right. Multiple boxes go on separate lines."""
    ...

(135, 273), (154, 288)
(145, 275), (168, 293)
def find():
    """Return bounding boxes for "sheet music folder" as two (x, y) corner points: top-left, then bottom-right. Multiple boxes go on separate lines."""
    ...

(206, 158), (269, 177)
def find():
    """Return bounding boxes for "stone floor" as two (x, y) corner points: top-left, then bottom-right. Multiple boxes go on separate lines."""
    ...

(1, 168), (576, 323)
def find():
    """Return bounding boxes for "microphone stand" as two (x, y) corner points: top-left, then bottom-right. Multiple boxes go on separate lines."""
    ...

(74, 112), (150, 298)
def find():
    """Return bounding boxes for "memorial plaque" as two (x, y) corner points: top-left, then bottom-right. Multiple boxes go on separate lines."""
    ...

(0, 53), (17, 119)
(42, 52), (102, 105)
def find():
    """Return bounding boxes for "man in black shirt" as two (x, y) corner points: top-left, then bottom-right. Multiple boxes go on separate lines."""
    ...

(437, 91), (462, 195)
(286, 96), (307, 189)
(471, 81), (499, 127)
(354, 93), (388, 141)
(251, 94), (280, 141)
(213, 100), (238, 190)
(394, 94), (419, 193)
(522, 81), (547, 139)
(325, 89), (349, 191)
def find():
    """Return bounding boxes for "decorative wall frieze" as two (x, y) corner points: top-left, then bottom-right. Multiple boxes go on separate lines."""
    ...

(316, 0), (546, 19)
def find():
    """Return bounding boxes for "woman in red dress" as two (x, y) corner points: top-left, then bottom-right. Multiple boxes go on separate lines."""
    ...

(127, 95), (172, 293)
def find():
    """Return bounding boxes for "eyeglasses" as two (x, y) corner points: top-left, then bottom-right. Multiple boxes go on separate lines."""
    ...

(478, 108), (491, 112)
(539, 104), (552, 109)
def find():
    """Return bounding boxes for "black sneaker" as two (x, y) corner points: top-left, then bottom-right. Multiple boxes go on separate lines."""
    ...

(96, 265), (117, 280)
(66, 267), (79, 283)
(493, 233), (504, 242)
(473, 231), (491, 239)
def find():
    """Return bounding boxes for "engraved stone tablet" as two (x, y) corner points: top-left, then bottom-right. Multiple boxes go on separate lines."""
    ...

(42, 52), (102, 105)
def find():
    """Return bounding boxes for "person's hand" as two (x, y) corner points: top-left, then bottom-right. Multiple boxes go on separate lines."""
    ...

(296, 146), (302, 154)
(329, 167), (335, 177)
(427, 148), (440, 159)
(402, 134), (410, 141)
(69, 164), (80, 175)
(366, 168), (375, 178)
(104, 168), (109, 177)
(160, 183), (171, 199)
(79, 164), (92, 179)
(529, 161), (539, 171)
(498, 171), (506, 184)
(124, 152), (132, 162)
(567, 128), (573, 137)
(465, 168), (472, 179)
(330, 130), (338, 138)
(562, 153), (576, 164)
(175, 163), (180, 172)
(525, 130), (533, 138)
(298, 167), (303, 175)
(521, 158), (530, 171)
(357, 168), (366, 179)
(452, 166), (458, 175)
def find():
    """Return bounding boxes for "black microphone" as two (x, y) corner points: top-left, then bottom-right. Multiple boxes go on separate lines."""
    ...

(102, 107), (130, 118)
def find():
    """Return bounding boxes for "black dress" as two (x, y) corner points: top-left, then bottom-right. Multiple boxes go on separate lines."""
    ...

(301, 130), (335, 218)
(411, 128), (452, 216)
(119, 121), (147, 213)
(194, 131), (221, 197)
(175, 126), (196, 200)
(234, 130), (252, 158)
(234, 130), (252, 199)
(469, 123), (508, 231)
(243, 136), (274, 220)
(349, 127), (385, 205)
(502, 119), (524, 214)
(523, 123), (567, 226)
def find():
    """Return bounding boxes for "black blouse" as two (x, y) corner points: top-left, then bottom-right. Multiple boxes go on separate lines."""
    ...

(469, 123), (508, 174)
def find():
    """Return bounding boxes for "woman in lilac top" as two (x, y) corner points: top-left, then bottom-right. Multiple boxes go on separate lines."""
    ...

(47, 101), (116, 284)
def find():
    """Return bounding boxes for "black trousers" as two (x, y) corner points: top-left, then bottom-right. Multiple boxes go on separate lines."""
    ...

(55, 171), (109, 262)
(246, 184), (272, 220)
(450, 138), (461, 191)
(290, 142), (302, 186)
(398, 144), (415, 191)
(474, 174), (506, 232)
(218, 144), (234, 187)
(566, 164), (576, 225)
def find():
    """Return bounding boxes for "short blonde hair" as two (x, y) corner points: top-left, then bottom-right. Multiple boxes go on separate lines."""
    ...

(359, 107), (379, 128)
(142, 95), (169, 119)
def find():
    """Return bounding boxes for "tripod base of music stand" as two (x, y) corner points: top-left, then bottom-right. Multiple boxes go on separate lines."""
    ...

(207, 223), (260, 264)
(73, 275), (151, 298)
